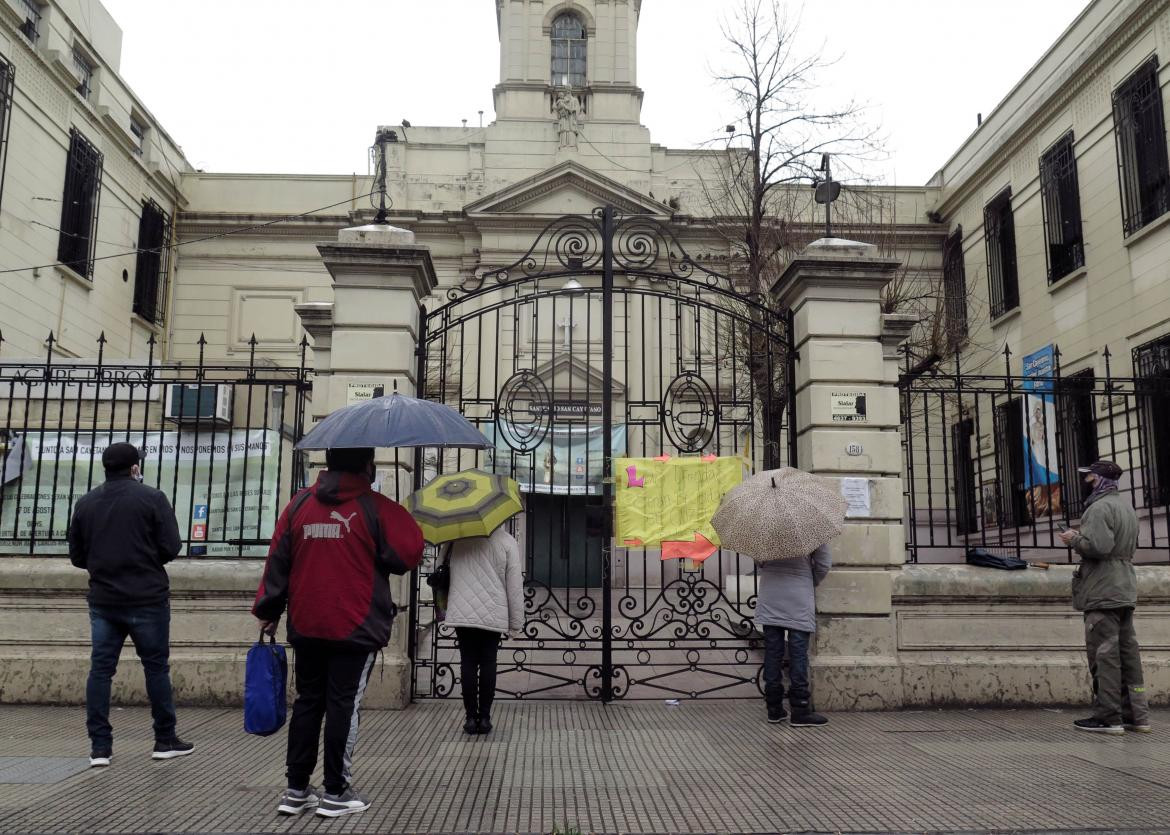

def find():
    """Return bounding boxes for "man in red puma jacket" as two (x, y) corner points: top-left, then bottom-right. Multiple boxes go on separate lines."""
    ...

(253, 447), (423, 819)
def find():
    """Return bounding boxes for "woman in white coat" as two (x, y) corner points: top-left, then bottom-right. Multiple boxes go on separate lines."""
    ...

(442, 525), (524, 734)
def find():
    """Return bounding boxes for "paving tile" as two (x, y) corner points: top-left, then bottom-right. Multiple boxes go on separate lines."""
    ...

(0, 703), (1168, 833)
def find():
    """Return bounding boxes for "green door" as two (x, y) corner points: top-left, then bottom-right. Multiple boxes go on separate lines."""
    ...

(526, 494), (603, 588)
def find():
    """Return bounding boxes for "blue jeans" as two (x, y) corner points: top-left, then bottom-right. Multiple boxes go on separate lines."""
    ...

(86, 602), (177, 750)
(763, 625), (810, 709)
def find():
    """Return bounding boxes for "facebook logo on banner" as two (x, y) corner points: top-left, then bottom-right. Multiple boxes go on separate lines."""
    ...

(193, 504), (208, 520)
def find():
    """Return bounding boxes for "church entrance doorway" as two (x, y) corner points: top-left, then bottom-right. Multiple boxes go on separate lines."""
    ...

(526, 494), (604, 589)
(409, 207), (796, 701)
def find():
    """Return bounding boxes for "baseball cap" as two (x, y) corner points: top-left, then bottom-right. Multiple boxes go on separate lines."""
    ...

(102, 442), (141, 472)
(1077, 460), (1123, 480)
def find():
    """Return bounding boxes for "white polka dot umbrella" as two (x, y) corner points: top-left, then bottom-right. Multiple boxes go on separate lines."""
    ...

(711, 467), (846, 562)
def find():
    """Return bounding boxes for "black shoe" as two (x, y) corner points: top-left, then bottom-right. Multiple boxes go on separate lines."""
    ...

(767, 707), (787, 724)
(789, 703), (828, 727)
(1074, 717), (1123, 735)
(151, 737), (195, 759)
(477, 715), (493, 734)
(463, 715), (479, 735)
(89, 748), (111, 768)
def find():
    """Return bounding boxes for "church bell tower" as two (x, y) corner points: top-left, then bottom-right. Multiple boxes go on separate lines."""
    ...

(493, 0), (645, 124)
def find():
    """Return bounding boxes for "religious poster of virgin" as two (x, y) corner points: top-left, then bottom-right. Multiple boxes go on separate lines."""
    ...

(1021, 345), (1061, 519)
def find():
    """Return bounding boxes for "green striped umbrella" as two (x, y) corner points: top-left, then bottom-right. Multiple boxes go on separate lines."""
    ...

(405, 469), (523, 544)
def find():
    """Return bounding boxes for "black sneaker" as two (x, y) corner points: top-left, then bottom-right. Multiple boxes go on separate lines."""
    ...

(277, 786), (321, 816)
(151, 737), (195, 759)
(477, 715), (493, 735)
(1124, 722), (1153, 734)
(316, 787), (370, 818)
(790, 711), (829, 727)
(1074, 717), (1123, 735)
(767, 707), (787, 724)
(89, 749), (111, 768)
(464, 715), (479, 735)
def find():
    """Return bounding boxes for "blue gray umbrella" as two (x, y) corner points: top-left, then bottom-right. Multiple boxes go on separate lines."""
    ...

(295, 394), (491, 450)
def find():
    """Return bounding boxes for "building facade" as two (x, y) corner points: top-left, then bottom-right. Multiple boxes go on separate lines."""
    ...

(0, 0), (188, 360)
(1, 0), (1168, 710)
(906, 0), (1170, 563)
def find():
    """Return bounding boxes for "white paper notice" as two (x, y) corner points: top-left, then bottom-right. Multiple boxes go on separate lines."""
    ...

(841, 477), (871, 518)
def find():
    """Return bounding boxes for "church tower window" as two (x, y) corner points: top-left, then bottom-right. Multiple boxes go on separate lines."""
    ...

(551, 13), (586, 88)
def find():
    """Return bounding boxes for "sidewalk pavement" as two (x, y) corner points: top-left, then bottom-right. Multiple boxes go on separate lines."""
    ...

(0, 701), (1167, 834)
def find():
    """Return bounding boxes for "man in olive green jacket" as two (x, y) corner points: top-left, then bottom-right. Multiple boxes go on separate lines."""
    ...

(1058, 460), (1150, 735)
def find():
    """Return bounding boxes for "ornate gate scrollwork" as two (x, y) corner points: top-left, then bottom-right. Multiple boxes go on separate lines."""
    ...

(411, 206), (796, 702)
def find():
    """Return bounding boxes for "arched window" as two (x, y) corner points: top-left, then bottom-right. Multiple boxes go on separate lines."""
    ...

(551, 13), (586, 88)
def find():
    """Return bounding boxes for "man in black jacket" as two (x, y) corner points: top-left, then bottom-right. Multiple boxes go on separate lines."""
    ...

(68, 442), (192, 767)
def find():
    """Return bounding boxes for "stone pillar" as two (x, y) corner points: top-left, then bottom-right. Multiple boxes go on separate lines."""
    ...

(772, 238), (905, 710)
(300, 223), (437, 709)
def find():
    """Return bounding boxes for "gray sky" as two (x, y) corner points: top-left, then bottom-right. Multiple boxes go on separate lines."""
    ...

(99, 0), (1086, 185)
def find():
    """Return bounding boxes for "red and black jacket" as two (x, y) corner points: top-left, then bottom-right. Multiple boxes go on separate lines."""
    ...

(253, 471), (424, 650)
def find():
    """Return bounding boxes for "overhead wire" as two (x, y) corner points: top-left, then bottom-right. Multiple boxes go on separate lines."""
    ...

(1, 192), (374, 275)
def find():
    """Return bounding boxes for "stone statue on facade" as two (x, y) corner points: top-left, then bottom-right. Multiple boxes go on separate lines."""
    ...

(554, 89), (581, 150)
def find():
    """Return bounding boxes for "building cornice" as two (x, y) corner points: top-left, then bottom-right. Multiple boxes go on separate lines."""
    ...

(933, 0), (1169, 217)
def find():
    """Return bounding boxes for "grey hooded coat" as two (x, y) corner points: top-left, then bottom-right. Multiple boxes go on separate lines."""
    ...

(754, 545), (832, 633)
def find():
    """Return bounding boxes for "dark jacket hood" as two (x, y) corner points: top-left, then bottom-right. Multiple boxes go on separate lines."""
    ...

(313, 471), (372, 505)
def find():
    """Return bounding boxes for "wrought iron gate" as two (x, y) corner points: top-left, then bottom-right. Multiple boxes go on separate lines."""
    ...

(410, 207), (796, 701)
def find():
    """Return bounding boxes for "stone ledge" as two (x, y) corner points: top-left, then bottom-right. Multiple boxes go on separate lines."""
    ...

(894, 563), (1170, 602)
(900, 653), (1170, 708)
(0, 558), (262, 593)
(0, 650), (410, 709)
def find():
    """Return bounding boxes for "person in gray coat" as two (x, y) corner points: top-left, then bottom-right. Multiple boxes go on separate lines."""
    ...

(1058, 459), (1149, 735)
(756, 544), (831, 726)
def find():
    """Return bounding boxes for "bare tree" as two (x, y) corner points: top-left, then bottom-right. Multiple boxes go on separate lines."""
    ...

(706, 0), (881, 297)
(693, 0), (886, 465)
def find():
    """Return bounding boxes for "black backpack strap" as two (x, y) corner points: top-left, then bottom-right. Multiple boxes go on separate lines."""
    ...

(286, 489), (315, 526)
(356, 492), (411, 574)
(356, 492), (383, 555)
(355, 492), (401, 621)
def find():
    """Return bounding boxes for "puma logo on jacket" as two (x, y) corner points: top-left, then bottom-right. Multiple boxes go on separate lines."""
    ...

(252, 471), (424, 649)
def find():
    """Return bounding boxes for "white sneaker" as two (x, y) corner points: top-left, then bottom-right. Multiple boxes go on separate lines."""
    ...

(88, 751), (111, 768)
(277, 785), (321, 815)
(316, 787), (370, 817)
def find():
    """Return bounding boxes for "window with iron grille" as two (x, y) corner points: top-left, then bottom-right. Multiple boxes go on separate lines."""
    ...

(1113, 56), (1170, 236)
(1040, 132), (1085, 282)
(551, 13), (586, 88)
(57, 128), (103, 279)
(133, 199), (170, 324)
(18, 0), (42, 44)
(993, 398), (1028, 528)
(0, 56), (14, 215)
(984, 188), (1019, 319)
(130, 118), (146, 156)
(1056, 370), (1098, 518)
(1134, 334), (1170, 507)
(942, 227), (968, 346)
(952, 418), (978, 535)
(72, 47), (93, 100)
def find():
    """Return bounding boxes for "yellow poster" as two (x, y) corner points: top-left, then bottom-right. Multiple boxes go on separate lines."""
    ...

(614, 456), (743, 560)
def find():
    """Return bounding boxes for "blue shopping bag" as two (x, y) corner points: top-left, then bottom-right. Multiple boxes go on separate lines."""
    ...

(244, 633), (288, 736)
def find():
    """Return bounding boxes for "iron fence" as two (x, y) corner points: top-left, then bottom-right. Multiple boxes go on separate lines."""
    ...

(901, 344), (1170, 563)
(0, 332), (310, 557)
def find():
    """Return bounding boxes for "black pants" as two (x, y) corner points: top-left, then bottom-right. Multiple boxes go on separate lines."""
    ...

(285, 642), (376, 796)
(456, 627), (501, 719)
